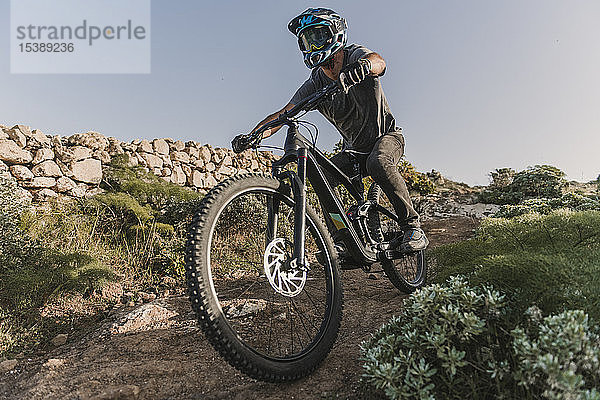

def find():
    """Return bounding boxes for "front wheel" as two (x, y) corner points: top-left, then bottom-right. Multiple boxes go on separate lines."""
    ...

(367, 183), (427, 293)
(185, 173), (343, 382)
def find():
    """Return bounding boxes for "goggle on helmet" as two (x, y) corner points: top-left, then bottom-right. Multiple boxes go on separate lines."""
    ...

(288, 8), (348, 69)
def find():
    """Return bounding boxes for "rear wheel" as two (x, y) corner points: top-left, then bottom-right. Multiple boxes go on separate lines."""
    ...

(367, 183), (427, 293)
(186, 173), (342, 382)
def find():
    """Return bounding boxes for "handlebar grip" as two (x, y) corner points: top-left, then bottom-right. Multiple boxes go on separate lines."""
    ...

(232, 134), (250, 153)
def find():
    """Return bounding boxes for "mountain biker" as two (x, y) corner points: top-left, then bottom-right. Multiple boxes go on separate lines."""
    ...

(239, 8), (428, 252)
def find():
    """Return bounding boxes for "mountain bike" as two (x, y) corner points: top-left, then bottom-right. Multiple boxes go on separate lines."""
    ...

(185, 81), (427, 382)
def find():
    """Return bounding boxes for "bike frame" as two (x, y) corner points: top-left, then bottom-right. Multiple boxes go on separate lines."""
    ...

(268, 124), (382, 269)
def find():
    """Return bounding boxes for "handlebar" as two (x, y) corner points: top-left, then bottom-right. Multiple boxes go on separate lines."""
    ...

(233, 82), (340, 153)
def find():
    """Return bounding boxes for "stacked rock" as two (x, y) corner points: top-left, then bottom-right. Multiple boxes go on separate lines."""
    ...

(0, 124), (275, 201)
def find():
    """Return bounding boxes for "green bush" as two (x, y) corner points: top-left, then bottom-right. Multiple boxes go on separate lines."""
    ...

(480, 165), (567, 205)
(431, 210), (600, 320)
(0, 177), (114, 357)
(398, 160), (435, 195)
(493, 192), (600, 218)
(87, 155), (204, 280)
(0, 178), (33, 271)
(512, 308), (600, 399)
(361, 277), (600, 400)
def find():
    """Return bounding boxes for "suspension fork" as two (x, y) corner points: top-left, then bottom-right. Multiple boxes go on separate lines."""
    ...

(266, 154), (307, 269)
(266, 194), (279, 244)
(292, 147), (308, 269)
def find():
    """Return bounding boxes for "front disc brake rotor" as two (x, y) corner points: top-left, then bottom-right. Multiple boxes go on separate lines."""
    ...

(263, 238), (307, 297)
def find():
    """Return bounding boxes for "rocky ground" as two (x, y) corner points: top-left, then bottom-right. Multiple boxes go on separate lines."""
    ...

(0, 215), (478, 400)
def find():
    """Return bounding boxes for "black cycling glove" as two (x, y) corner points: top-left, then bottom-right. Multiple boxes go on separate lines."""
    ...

(339, 59), (372, 92)
(232, 134), (251, 153)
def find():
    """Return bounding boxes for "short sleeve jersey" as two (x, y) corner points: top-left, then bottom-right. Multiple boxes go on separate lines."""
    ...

(290, 44), (399, 152)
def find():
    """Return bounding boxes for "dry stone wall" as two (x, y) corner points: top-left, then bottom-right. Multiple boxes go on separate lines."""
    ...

(0, 124), (274, 201)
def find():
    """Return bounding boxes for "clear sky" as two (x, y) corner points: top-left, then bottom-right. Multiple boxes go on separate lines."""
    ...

(1, 0), (599, 185)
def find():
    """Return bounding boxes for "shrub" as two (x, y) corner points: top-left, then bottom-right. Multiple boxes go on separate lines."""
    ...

(398, 160), (435, 195)
(0, 177), (33, 270)
(493, 192), (600, 218)
(480, 165), (567, 205)
(512, 308), (600, 399)
(361, 277), (600, 400)
(1, 177), (114, 357)
(431, 210), (600, 320)
(362, 277), (510, 399)
(87, 155), (204, 280)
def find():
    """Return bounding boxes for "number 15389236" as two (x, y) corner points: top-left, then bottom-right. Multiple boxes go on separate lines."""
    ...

(19, 43), (74, 52)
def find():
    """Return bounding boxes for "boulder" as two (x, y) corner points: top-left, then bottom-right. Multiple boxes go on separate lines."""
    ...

(71, 159), (102, 184)
(152, 138), (169, 155)
(186, 146), (200, 159)
(70, 184), (87, 198)
(17, 187), (33, 203)
(217, 165), (235, 176)
(93, 150), (111, 164)
(10, 165), (34, 180)
(56, 159), (72, 176)
(205, 162), (215, 172)
(159, 154), (172, 167)
(32, 160), (62, 177)
(108, 303), (177, 335)
(57, 146), (92, 162)
(173, 140), (185, 151)
(194, 158), (205, 169)
(212, 152), (222, 164)
(0, 129), (8, 140)
(204, 174), (218, 188)
(171, 165), (186, 185)
(28, 129), (51, 148)
(24, 177), (56, 188)
(170, 151), (190, 163)
(68, 131), (109, 151)
(140, 153), (163, 169)
(137, 139), (153, 153)
(13, 124), (31, 136)
(199, 146), (211, 161)
(0, 140), (33, 164)
(190, 170), (205, 187)
(85, 187), (104, 198)
(125, 153), (139, 167)
(36, 188), (59, 201)
(55, 176), (77, 193)
(0, 359), (18, 374)
(220, 155), (233, 166)
(7, 128), (27, 147)
(51, 333), (68, 346)
(107, 138), (124, 155)
(33, 148), (55, 164)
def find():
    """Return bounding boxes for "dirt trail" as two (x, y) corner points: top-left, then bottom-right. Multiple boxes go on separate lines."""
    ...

(0, 217), (478, 400)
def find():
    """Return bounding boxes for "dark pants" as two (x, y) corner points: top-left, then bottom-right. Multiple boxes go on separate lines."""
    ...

(327, 131), (420, 229)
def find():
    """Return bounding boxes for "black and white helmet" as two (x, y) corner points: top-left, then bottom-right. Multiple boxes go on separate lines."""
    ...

(288, 8), (348, 69)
